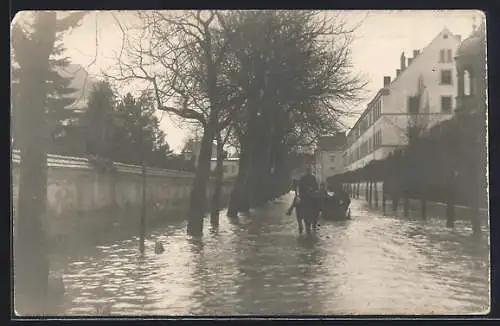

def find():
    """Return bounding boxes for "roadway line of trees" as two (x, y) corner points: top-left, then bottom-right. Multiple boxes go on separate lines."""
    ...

(328, 109), (487, 233)
(110, 10), (366, 237)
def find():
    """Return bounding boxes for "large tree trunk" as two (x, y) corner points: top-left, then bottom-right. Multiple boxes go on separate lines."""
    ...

(245, 114), (272, 208)
(210, 135), (225, 227)
(227, 139), (250, 218)
(14, 12), (57, 315)
(187, 122), (216, 237)
(15, 145), (49, 315)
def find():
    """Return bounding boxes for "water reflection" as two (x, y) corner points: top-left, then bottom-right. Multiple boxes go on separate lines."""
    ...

(57, 194), (489, 316)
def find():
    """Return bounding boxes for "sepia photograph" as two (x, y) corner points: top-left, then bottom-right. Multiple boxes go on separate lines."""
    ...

(11, 9), (489, 317)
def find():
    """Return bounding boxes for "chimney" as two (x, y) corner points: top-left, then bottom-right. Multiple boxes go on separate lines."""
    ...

(408, 57), (413, 65)
(400, 52), (406, 70)
(383, 76), (391, 88)
(413, 49), (420, 57)
(396, 69), (401, 76)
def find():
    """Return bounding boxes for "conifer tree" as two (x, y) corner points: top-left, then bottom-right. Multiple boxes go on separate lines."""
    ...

(11, 11), (86, 315)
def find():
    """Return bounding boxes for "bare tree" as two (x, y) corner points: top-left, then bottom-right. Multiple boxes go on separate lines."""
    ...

(107, 10), (244, 236)
(216, 11), (367, 216)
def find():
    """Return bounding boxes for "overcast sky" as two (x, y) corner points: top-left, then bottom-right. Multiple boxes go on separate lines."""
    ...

(18, 10), (482, 152)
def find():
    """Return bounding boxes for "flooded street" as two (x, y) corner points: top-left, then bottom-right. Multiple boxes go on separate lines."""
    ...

(58, 193), (489, 316)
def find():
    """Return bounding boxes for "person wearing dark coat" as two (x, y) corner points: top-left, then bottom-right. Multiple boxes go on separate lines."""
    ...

(333, 183), (351, 214)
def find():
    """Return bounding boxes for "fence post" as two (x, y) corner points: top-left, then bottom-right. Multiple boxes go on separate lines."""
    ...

(368, 181), (373, 207)
(382, 181), (386, 214)
(421, 194), (427, 220)
(403, 189), (409, 218)
(470, 187), (481, 235)
(446, 174), (456, 228)
(392, 191), (398, 212)
(471, 204), (481, 235)
(356, 182), (360, 198)
(374, 181), (379, 209)
(446, 196), (455, 228)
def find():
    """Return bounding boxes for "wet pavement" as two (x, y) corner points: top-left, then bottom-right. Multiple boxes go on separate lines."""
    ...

(57, 192), (489, 316)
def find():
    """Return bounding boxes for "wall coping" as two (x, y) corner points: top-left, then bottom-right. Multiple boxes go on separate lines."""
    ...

(11, 149), (196, 179)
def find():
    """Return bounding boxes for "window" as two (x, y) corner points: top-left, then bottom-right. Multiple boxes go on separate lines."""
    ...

(439, 50), (445, 63)
(330, 166), (335, 171)
(441, 96), (452, 113)
(330, 154), (335, 162)
(374, 100), (381, 120)
(447, 49), (453, 62)
(464, 70), (472, 96)
(360, 117), (367, 133)
(408, 96), (420, 114)
(440, 70), (452, 85)
(373, 130), (381, 149)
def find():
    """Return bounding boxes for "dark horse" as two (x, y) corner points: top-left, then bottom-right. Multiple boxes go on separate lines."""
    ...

(287, 190), (323, 235)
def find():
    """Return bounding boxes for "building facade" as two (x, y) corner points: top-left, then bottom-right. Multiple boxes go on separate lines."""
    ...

(314, 133), (347, 183)
(343, 28), (462, 172)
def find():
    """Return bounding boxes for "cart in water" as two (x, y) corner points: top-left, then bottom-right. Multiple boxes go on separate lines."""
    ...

(321, 192), (351, 221)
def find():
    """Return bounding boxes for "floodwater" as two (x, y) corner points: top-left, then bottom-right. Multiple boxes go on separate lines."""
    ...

(56, 193), (489, 316)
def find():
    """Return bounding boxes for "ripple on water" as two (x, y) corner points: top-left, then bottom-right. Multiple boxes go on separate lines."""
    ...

(59, 197), (489, 316)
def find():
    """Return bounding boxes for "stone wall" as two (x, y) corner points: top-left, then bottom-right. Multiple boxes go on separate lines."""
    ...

(11, 150), (234, 247)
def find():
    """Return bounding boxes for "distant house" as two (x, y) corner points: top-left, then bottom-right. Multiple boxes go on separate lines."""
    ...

(210, 157), (239, 179)
(291, 153), (315, 180)
(181, 140), (217, 167)
(314, 133), (347, 183)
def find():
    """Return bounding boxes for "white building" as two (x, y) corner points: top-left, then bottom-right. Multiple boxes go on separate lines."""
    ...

(343, 28), (462, 172)
(210, 157), (239, 179)
(314, 133), (347, 184)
